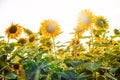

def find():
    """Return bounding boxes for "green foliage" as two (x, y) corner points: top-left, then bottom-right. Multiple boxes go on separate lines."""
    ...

(77, 72), (91, 80)
(5, 73), (17, 79)
(82, 61), (102, 71)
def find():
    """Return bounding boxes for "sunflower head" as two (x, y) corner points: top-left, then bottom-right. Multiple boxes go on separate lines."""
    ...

(56, 48), (64, 53)
(17, 38), (27, 46)
(29, 35), (35, 42)
(5, 23), (23, 39)
(57, 48), (65, 59)
(94, 16), (109, 30)
(68, 38), (80, 49)
(77, 9), (94, 30)
(114, 28), (120, 35)
(92, 29), (101, 41)
(76, 52), (81, 57)
(40, 19), (61, 38)
(11, 63), (23, 74)
(74, 26), (85, 38)
(38, 45), (49, 51)
(28, 33), (37, 44)
(12, 63), (21, 70)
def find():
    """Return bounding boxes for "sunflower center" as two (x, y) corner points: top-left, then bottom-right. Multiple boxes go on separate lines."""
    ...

(9, 26), (17, 33)
(95, 34), (99, 37)
(97, 19), (106, 28)
(18, 38), (26, 44)
(46, 24), (56, 33)
(77, 53), (80, 56)
(81, 14), (90, 25)
(13, 64), (20, 70)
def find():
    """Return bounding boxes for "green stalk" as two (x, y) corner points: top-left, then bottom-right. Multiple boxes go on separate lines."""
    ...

(90, 25), (97, 80)
(34, 67), (40, 80)
(52, 38), (57, 62)
(74, 35), (78, 61)
(90, 25), (94, 54)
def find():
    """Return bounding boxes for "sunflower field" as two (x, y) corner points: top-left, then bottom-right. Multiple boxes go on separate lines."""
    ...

(0, 9), (120, 80)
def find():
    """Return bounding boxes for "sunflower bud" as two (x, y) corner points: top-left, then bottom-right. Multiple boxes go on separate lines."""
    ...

(114, 28), (120, 35)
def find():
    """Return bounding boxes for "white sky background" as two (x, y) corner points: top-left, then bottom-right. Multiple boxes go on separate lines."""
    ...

(0, 0), (120, 43)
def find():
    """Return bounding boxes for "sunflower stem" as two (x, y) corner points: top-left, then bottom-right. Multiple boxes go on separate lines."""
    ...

(90, 26), (96, 80)
(90, 25), (94, 54)
(52, 38), (57, 62)
(74, 36), (78, 61)
(7, 37), (10, 43)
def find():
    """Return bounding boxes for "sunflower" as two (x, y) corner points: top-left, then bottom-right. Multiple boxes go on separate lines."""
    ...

(5, 23), (23, 39)
(11, 63), (23, 75)
(68, 38), (80, 48)
(107, 39), (116, 48)
(12, 63), (22, 71)
(92, 29), (101, 41)
(40, 19), (61, 38)
(11, 63), (27, 79)
(71, 51), (82, 60)
(75, 52), (82, 59)
(114, 28), (120, 35)
(56, 48), (64, 53)
(17, 38), (27, 46)
(56, 48), (65, 59)
(77, 9), (94, 30)
(40, 36), (53, 49)
(74, 26), (85, 38)
(57, 53), (65, 59)
(94, 16), (109, 30)
(38, 45), (49, 51)
(28, 33), (37, 44)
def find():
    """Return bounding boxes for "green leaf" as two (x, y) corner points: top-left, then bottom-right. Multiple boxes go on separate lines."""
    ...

(110, 66), (119, 73)
(0, 36), (5, 38)
(58, 70), (77, 80)
(100, 67), (110, 70)
(5, 73), (17, 79)
(40, 38), (50, 43)
(100, 43), (111, 47)
(81, 36), (91, 39)
(64, 70), (77, 80)
(39, 63), (50, 74)
(64, 58), (73, 67)
(56, 45), (66, 48)
(56, 41), (60, 44)
(84, 54), (93, 58)
(25, 28), (33, 35)
(93, 42), (100, 46)
(58, 72), (69, 79)
(4, 44), (15, 53)
(77, 72), (91, 80)
(94, 30), (106, 35)
(70, 60), (83, 67)
(105, 73), (117, 80)
(110, 35), (120, 39)
(35, 51), (48, 62)
(82, 61), (102, 71)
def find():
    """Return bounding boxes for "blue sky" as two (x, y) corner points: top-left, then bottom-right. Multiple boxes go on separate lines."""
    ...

(0, 0), (120, 42)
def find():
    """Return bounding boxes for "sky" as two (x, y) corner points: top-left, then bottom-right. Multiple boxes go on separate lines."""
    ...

(0, 0), (120, 43)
